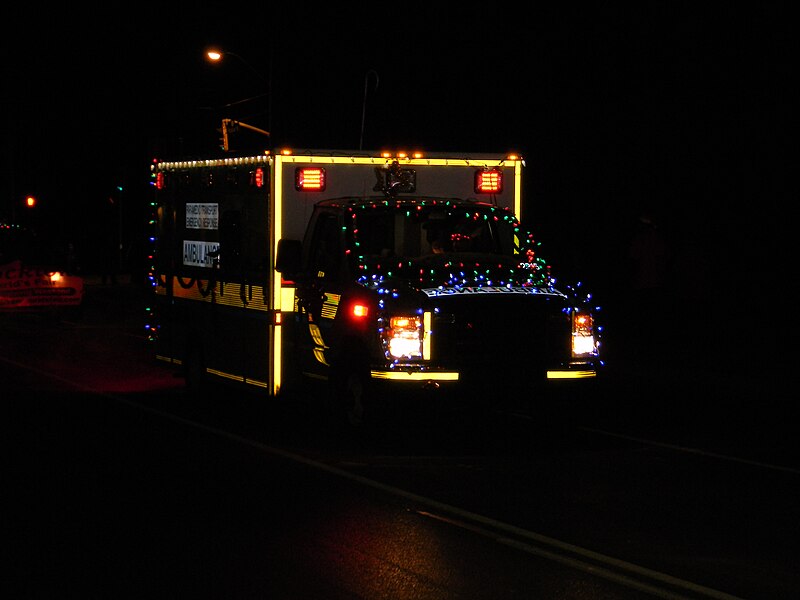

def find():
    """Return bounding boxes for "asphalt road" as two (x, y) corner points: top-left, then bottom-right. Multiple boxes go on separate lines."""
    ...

(3, 279), (798, 599)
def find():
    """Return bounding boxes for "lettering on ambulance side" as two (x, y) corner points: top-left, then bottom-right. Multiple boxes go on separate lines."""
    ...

(182, 240), (220, 268)
(185, 203), (219, 230)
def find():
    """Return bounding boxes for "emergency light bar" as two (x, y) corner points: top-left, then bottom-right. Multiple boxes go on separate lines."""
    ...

(475, 169), (503, 193)
(295, 167), (326, 191)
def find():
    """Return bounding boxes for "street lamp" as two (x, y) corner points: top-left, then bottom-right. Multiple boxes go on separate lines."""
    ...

(205, 48), (271, 140)
(206, 49), (267, 85)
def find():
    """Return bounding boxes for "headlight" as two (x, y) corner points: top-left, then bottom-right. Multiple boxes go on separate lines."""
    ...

(385, 315), (424, 360)
(572, 312), (597, 357)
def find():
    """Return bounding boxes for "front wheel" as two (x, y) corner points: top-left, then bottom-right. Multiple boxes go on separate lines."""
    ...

(330, 362), (372, 430)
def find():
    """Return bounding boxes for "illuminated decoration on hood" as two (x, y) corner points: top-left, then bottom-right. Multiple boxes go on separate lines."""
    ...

(420, 286), (566, 298)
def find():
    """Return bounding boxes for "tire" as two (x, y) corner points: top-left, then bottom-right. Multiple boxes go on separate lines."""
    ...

(331, 362), (372, 430)
(183, 336), (207, 397)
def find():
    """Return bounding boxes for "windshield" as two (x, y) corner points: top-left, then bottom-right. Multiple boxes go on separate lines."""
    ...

(351, 203), (519, 259)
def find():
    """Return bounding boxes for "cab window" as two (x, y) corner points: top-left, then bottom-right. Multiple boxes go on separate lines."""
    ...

(308, 212), (343, 282)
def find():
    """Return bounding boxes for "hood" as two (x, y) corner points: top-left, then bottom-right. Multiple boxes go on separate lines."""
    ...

(355, 252), (565, 299)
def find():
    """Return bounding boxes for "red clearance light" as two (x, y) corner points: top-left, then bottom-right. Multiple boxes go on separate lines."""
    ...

(352, 303), (369, 318)
(295, 167), (326, 191)
(352, 302), (369, 319)
(254, 167), (265, 188)
(475, 169), (503, 193)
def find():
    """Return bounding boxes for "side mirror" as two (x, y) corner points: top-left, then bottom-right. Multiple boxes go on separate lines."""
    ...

(275, 238), (302, 275)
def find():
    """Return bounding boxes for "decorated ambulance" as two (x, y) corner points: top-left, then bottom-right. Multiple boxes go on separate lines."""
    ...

(148, 149), (602, 427)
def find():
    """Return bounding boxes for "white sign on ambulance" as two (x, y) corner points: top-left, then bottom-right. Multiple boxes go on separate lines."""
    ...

(186, 203), (219, 230)
(183, 240), (219, 268)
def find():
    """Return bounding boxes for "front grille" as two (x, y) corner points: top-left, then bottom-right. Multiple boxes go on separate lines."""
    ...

(430, 295), (571, 382)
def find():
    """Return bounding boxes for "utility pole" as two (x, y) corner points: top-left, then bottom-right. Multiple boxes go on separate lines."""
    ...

(360, 70), (379, 151)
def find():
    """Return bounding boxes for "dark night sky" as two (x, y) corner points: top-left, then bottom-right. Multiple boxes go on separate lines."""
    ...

(2, 3), (794, 307)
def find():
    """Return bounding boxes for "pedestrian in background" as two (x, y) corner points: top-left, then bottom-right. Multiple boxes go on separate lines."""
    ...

(626, 210), (672, 358)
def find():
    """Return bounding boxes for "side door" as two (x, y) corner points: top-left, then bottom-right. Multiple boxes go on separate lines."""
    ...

(294, 209), (346, 381)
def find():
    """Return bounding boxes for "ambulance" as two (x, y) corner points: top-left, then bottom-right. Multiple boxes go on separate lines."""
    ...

(148, 149), (601, 426)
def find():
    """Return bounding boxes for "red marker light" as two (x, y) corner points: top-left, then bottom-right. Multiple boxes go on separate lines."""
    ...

(295, 167), (326, 191)
(475, 169), (503, 193)
(254, 167), (265, 188)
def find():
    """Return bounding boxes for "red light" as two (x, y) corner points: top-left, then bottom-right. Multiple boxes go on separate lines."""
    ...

(295, 167), (326, 191)
(352, 303), (369, 318)
(254, 167), (265, 188)
(475, 169), (503, 193)
(156, 172), (165, 190)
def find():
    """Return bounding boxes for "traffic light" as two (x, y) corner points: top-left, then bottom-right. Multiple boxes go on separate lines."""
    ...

(26, 195), (36, 208)
(218, 119), (241, 152)
(219, 119), (229, 151)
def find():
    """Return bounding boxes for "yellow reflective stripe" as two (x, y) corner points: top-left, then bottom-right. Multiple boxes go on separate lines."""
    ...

(321, 293), (340, 319)
(206, 368), (269, 388)
(422, 311), (432, 360)
(370, 370), (459, 381)
(547, 370), (596, 379)
(280, 286), (296, 311)
(164, 276), (270, 310)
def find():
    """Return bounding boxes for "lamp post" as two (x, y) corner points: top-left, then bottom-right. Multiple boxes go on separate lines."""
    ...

(205, 49), (271, 142)
(115, 185), (124, 272)
(359, 70), (379, 151)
